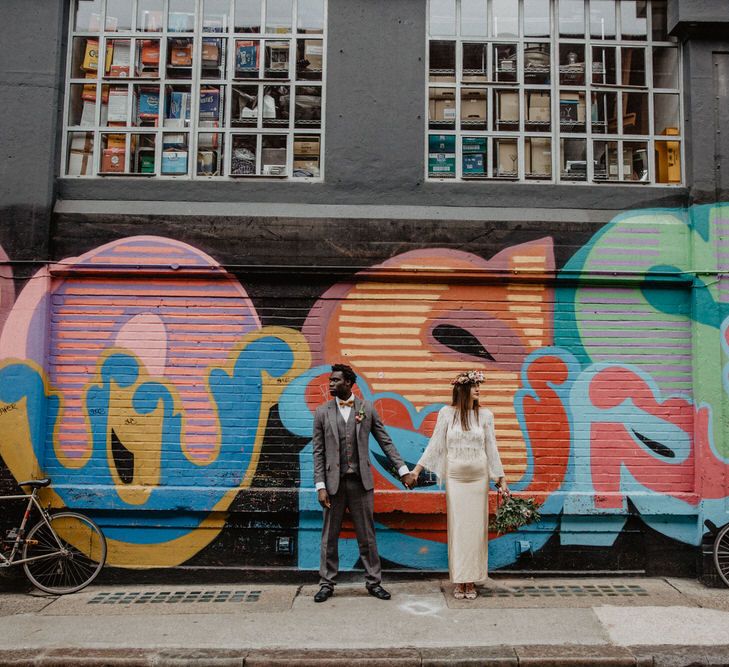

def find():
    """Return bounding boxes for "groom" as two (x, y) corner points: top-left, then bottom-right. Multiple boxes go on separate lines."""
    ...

(312, 363), (415, 602)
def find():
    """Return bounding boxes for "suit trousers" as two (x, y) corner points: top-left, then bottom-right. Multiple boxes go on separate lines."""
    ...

(319, 473), (381, 587)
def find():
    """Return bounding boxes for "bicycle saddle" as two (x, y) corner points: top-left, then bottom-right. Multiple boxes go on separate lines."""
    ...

(17, 478), (51, 489)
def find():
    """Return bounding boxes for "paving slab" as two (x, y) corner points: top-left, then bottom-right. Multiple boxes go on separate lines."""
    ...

(420, 645), (518, 666)
(594, 605), (729, 646)
(515, 644), (642, 666)
(442, 577), (694, 610)
(40, 584), (297, 615)
(664, 577), (729, 612)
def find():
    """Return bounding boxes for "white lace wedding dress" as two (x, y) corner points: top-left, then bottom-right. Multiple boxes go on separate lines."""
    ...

(417, 405), (505, 583)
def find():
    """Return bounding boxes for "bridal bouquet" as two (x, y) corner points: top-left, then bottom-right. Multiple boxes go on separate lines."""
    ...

(488, 494), (542, 535)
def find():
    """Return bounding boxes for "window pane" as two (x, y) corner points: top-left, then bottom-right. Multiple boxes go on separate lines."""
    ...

(494, 138), (518, 177)
(461, 0), (487, 37)
(594, 140), (619, 180)
(493, 43), (517, 83)
(561, 138), (586, 180)
(295, 85), (320, 128)
(462, 136), (487, 177)
(261, 135), (287, 175)
(492, 0), (518, 37)
(651, 0), (668, 40)
(232, 85), (259, 126)
(167, 37), (194, 77)
(105, 0), (132, 31)
(559, 44), (585, 85)
(559, 0), (584, 37)
(235, 0), (261, 32)
(203, 0), (230, 32)
(161, 133), (188, 172)
(235, 40), (261, 78)
(524, 43), (550, 84)
(429, 0), (456, 35)
(199, 85), (225, 126)
(138, 0), (163, 32)
(623, 141), (648, 181)
(620, 1), (647, 39)
(198, 133), (224, 174)
(293, 134), (320, 177)
(559, 91), (586, 133)
(164, 84), (192, 127)
(526, 137), (551, 178)
(100, 132), (127, 172)
(265, 39), (290, 78)
(429, 40), (456, 82)
(429, 87), (456, 129)
(231, 134), (257, 174)
(525, 90), (550, 131)
(201, 37), (226, 77)
(462, 43), (488, 83)
(298, 0), (324, 33)
(592, 45), (616, 84)
(621, 47), (645, 86)
(653, 47), (678, 88)
(428, 134), (456, 178)
(461, 88), (487, 130)
(654, 93), (679, 134)
(263, 84), (289, 127)
(136, 39), (161, 77)
(655, 137), (680, 183)
(74, 0), (102, 32)
(590, 91), (618, 133)
(622, 91), (648, 134)
(266, 0), (292, 33)
(169, 0), (195, 32)
(131, 133), (156, 174)
(494, 89), (519, 131)
(133, 84), (160, 126)
(297, 39), (323, 80)
(590, 0), (616, 39)
(524, 0), (549, 38)
(67, 132), (95, 175)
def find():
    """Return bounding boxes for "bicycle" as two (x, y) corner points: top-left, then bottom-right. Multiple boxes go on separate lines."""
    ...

(0, 478), (107, 594)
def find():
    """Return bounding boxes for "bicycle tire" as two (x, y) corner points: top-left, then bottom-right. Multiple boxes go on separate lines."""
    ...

(22, 511), (107, 594)
(714, 523), (729, 588)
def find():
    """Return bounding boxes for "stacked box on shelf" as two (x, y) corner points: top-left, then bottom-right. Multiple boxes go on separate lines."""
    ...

(462, 136), (486, 176)
(428, 134), (455, 177)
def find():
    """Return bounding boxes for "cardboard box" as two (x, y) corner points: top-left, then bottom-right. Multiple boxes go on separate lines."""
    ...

(433, 98), (456, 122)
(236, 41), (260, 73)
(137, 149), (155, 174)
(498, 92), (519, 121)
(202, 39), (221, 66)
(106, 133), (126, 149)
(496, 140), (518, 176)
(199, 88), (221, 119)
(163, 133), (186, 148)
(262, 147), (287, 175)
(428, 135), (456, 153)
(70, 132), (94, 152)
(198, 121), (220, 148)
(293, 158), (320, 176)
(169, 41), (193, 67)
(559, 92), (585, 122)
(294, 139), (320, 156)
(528, 92), (550, 121)
(140, 40), (160, 67)
(267, 42), (289, 70)
(197, 150), (218, 175)
(428, 153), (455, 177)
(110, 41), (130, 77)
(462, 153), (485, 175)
(168, 91), (191, 122)
(461, 92), (486, 121)
(82, 39), (100, 72)
(107, 86), (129, 123)
(101, 147), (125, 172)
(161, 150), (188, 174)
(137, 89), (160, 119)
(527, 138), (552, 176)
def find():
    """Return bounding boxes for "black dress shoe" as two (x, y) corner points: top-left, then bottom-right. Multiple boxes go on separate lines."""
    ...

(366, 584), (391, 600)
(314, 585), (333, 603)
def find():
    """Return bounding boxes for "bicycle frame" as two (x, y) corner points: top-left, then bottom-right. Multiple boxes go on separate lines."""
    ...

(0, 490), (65, 567)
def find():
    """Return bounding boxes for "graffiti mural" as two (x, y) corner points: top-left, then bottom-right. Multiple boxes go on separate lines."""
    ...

(0, 205), (728, 571)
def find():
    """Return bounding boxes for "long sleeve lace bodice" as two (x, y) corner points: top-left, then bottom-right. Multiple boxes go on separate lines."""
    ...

(417, 405), (505, 483)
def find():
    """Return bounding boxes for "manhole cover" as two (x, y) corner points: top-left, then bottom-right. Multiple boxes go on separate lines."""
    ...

(88, 590), (262, 605)
(479, 584), (650, 598)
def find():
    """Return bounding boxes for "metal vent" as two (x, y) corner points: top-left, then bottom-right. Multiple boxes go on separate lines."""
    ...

(479, 584), (649, 598)
(88, 590), (262, 605)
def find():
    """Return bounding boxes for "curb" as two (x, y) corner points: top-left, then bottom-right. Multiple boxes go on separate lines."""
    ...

(2, 645), (729, 666)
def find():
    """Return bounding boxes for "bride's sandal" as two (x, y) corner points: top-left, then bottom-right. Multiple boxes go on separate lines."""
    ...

(453, 584), (465, 600)
(464, 584), (477, 600)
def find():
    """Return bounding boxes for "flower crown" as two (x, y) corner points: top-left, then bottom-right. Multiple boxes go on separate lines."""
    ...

(450, 370), (485, 386)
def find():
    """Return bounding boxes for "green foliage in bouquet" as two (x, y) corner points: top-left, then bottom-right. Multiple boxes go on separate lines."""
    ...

(488, 494), (542, 534)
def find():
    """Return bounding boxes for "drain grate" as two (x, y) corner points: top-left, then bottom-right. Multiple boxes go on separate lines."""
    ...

(88, 590), (263, 605)
(479, 584), (650, 598)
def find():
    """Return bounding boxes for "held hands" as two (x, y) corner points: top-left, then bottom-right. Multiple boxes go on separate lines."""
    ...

(317, 488), (331, 509)
(400, 472), (417, 489)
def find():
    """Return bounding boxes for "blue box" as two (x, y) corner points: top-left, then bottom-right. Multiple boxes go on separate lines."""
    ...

(236, 42), (259, 71)
(199, 88), (220, 119)
(168, 91), (190, 121)
(161, 150), (188, 174)
(138, 89), (159, 118)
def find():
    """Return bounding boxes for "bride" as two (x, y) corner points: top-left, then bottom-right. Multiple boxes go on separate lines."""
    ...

(411, 370), (509, 600)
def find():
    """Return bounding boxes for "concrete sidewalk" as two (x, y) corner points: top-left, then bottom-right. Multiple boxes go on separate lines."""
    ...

(1, 576), (729, 665)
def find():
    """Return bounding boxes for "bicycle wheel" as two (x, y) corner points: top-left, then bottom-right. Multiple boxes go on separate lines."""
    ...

(714, 523), (729, 587)
(22, 512), (106, 594)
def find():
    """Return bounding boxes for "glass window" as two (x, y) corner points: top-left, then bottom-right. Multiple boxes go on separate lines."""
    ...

(430, 0), (457, 35)
(426, 0), (682, 185)
(64, 0), (326, 179)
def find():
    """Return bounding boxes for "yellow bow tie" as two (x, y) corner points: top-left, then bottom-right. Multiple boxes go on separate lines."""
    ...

(338, 399), (354, 408)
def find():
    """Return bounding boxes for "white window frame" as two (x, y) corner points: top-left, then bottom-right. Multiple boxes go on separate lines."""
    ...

(426, 0), (684, 185)
(62, 0), (327, 180)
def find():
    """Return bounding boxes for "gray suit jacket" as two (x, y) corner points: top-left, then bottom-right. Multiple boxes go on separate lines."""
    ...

(312, 396), (406, 495)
